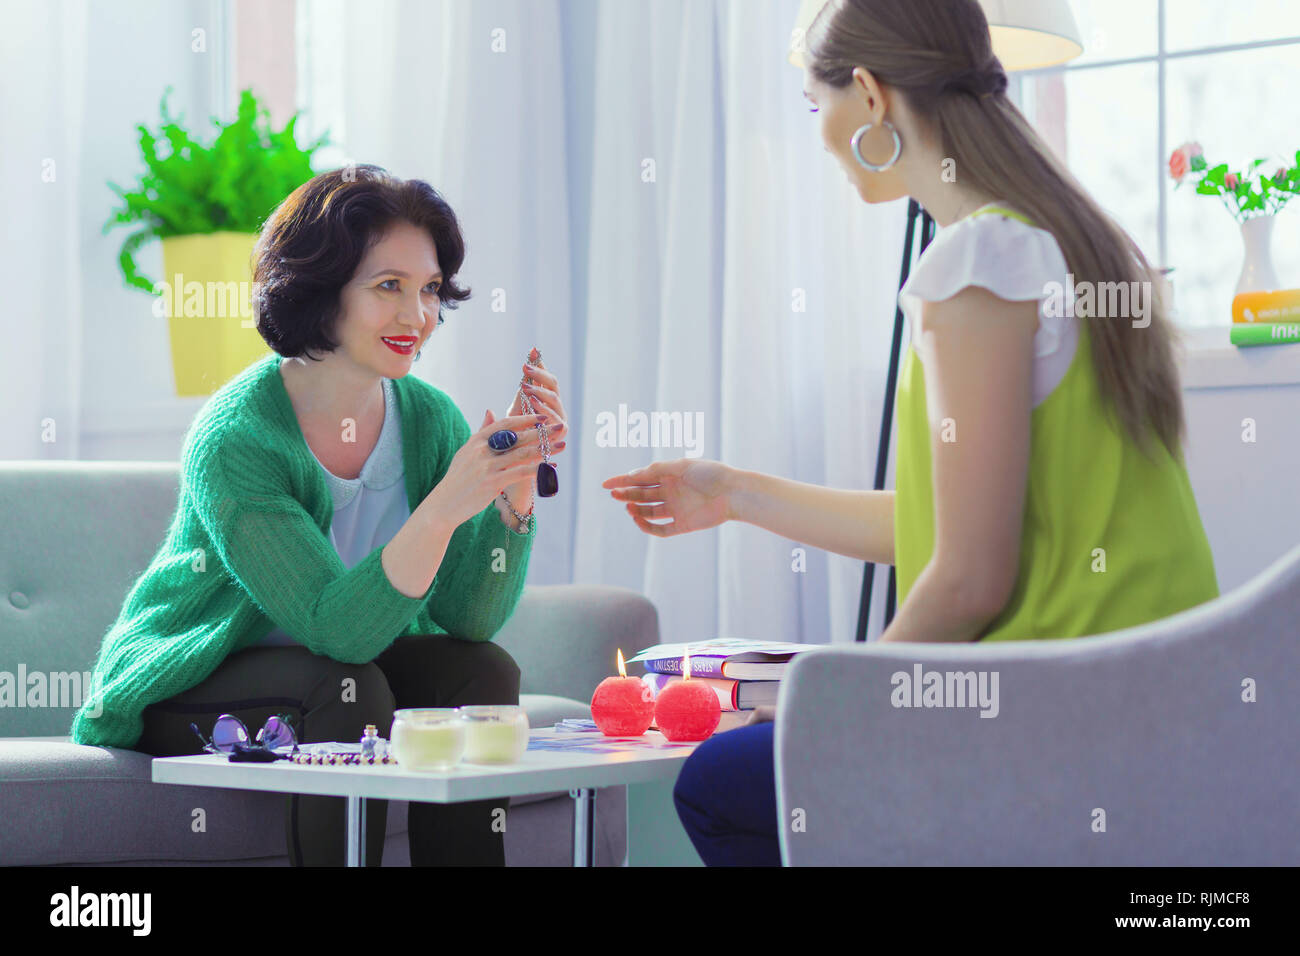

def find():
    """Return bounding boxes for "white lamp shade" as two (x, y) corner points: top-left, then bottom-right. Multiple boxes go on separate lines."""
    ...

(979, 0), (1083, 70)
(787, 0), (831, 69)
(788, 0), (1083, 72)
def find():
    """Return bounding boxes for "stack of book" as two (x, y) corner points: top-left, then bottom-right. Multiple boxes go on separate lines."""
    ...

(627, 639), (813, 718)
(1230, 289), (1300, 346)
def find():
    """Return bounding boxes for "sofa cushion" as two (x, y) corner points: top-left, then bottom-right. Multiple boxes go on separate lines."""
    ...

(0, 740), (298, 865)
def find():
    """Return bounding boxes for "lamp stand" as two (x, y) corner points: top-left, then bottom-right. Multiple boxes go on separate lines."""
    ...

(854, 198), (936, 642)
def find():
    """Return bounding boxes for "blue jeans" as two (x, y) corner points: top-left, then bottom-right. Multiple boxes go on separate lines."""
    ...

(672, 722), (781, 866)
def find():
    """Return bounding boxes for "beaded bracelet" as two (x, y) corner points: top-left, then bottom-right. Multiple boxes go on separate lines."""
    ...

(288, 752), (400, 766)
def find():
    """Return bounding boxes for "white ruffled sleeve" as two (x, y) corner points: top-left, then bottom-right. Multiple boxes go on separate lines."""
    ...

(898, 212), (1073, 361)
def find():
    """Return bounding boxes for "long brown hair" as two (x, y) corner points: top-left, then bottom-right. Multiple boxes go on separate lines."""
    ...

(807, 0), (1187, 462)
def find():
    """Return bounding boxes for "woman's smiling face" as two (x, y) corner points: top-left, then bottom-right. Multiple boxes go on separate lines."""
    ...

(336, 219), (444, 373)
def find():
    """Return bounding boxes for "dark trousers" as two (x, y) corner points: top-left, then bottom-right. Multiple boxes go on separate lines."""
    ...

(137, 633), (520, 866)
(672, 722), (782, 866)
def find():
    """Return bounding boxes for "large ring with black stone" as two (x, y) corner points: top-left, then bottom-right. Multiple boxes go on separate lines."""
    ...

(487, 429), (518, 452)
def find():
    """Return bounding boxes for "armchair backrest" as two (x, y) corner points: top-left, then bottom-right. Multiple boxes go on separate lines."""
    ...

(776, 542), (1300, 865)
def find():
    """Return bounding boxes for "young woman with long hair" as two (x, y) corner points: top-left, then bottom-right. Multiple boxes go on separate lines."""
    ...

(602, 0), (1218, 866)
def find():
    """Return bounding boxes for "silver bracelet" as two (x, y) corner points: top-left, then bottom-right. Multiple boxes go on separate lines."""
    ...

(499, 491), (534, 534)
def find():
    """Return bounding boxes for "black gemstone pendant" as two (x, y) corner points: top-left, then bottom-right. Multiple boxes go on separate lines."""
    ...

(537, 462), (559, 497)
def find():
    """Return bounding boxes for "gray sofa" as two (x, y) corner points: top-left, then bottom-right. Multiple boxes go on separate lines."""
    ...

(0, 461), (658, 866)
(776, 541), (1300, 865)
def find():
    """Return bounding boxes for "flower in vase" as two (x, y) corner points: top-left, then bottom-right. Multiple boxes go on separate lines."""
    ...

(1168, 142), (1207, 182)
(1169, 148), (1190, 182)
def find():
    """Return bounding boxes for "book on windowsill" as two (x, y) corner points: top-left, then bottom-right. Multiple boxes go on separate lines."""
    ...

(627, 639), (813, 680)
(1229, 322), (1300, 347)
(1232, 289), (1300, 325)
(640, 673), (779, 712)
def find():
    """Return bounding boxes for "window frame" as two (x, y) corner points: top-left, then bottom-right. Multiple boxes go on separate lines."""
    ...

(1014, 1), (1300, 276)
(1008, 1), (1300, 380)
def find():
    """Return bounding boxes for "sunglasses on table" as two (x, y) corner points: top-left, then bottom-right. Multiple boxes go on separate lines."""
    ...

(190, 713), (300, 761)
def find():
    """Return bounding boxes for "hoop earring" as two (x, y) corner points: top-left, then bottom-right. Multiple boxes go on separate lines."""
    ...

(850, 120), (902, 172)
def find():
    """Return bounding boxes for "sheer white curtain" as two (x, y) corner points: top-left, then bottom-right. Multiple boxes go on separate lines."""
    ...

(573, 0), (906, 645)
(299, 0), (906, 644)
(298, 0), (579, 587)
(0, 0), (88, 460)
(7, 0), (240, 461)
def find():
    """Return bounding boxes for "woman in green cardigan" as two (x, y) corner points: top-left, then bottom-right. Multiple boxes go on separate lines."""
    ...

(602, 0), (1219, 865)
(71, 165), (569, 866)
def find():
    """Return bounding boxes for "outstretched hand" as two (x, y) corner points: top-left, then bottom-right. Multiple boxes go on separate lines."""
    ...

(601, 458), (737, 538)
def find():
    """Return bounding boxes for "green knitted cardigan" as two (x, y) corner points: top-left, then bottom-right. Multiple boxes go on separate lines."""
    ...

(70, 353), (536, 750)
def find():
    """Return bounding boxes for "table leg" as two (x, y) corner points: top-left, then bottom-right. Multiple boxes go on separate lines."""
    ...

(569, 787), (597, 866)
(346, 795), (367, 867)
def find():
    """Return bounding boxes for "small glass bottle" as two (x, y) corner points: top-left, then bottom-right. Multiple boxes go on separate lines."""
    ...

(360, 724), (379, 760)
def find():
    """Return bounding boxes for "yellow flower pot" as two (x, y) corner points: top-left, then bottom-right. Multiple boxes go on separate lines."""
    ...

(157, 231), (269, 396)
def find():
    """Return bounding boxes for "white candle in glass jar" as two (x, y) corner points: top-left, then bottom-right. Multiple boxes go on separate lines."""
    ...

(391, 710), (465, 770)
(460, 706), (529, 764)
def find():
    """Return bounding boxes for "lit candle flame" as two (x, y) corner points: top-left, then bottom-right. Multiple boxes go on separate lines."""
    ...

(682, 648), (690, 681)
(617, 648), (627, 678)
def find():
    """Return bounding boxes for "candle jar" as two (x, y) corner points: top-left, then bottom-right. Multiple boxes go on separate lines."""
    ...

(458, 705), (530, 764)
(390, 708), (465, 770)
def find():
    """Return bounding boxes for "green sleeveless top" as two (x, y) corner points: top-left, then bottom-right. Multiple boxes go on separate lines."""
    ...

(892, 205), (1219, 641)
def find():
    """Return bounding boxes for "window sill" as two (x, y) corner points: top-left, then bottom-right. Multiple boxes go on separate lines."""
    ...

(1178, 325), (1300, 390)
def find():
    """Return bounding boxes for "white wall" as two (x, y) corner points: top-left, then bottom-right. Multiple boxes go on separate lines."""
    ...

(1180, 340), (1300, 592)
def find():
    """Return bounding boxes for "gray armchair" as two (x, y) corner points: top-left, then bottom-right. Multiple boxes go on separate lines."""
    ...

(776, 542), (1300, 865)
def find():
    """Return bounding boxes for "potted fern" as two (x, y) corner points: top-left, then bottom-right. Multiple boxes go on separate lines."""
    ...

(104, 86), (329, 395)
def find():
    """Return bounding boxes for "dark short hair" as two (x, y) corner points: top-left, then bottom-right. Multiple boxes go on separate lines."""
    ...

(252, 164), (471, 360)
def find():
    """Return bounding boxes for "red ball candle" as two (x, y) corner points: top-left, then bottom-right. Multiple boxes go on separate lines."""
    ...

(590, 649), (656, 737)
(654, 650), (721, 742)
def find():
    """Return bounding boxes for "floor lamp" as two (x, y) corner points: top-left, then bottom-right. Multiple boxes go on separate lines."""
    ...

(856, 201), (934, 642)
(788, 0), (1084, 641)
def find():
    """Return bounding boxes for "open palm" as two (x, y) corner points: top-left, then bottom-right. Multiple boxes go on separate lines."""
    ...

(602, 459), (735, 537)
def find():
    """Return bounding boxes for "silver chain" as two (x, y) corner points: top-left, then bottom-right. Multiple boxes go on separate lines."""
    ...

(498, 492), (533, 534)
(517, 388), (551, 460)
(518, 354), (551, 461)
(498, 352), (550, 534)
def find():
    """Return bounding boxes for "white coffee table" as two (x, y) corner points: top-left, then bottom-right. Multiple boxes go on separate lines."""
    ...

(151, 728), (703, 866)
